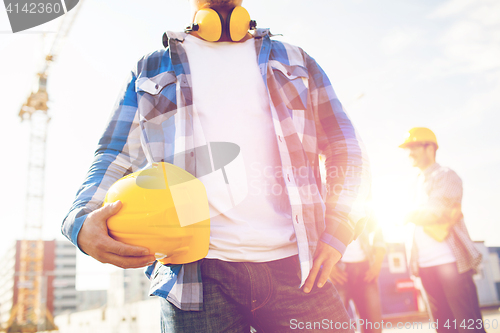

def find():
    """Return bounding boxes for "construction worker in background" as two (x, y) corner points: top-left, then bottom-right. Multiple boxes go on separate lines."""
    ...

(61, 0), (371, 332)
(400, 127), (485, 333)
(329, 215), (386, 333)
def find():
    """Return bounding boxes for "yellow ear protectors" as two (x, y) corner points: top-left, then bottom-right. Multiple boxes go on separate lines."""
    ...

(189, 8), (223, 42)
(185, 6), (257, 42)
(227, 6), (255, 42)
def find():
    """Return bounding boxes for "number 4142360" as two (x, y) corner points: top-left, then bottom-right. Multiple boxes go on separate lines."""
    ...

(444, 319), (498, 330)
(5, 2), (62, 14)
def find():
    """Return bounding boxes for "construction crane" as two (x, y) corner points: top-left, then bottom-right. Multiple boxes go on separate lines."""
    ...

(4, 2), (85, 332)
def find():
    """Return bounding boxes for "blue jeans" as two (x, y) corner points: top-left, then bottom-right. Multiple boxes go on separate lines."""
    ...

(160, 256), (353, 332)
(419, 263), (486, 333)
(335, 261), (383, 333)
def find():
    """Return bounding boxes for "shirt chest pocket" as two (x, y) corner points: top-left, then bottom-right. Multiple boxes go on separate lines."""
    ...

(270, 60), (309, 112)
(136, 71), (178, 120)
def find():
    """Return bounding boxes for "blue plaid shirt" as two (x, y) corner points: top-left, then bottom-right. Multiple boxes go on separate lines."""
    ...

(62, 29), (371, 311)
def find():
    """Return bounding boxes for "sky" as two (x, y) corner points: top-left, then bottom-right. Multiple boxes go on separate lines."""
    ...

(0, 0), (499, 290)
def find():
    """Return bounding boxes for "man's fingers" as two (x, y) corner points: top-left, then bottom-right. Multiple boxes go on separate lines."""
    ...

(92, 202), (151, 257)
(105, 236), (152, 258)
(96, 200), (123, 220)
(303, 244), (325, 293)
(303, 261), (321, 293)
(304, 242), (343, 293)
(99, 252), (156, 269)
(78, 201), (157, 269)
(316, 258), (334, 289)
(89, 235), (155, 268)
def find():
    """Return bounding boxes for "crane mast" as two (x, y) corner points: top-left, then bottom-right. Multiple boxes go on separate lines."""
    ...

(4, 2), (84, 332)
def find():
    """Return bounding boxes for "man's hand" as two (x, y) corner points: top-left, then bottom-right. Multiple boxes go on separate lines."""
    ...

(329, 265), (348, 285)
(77, 201), (156, 269)
(303, 241), (342, 293)
(364, 263), (382, 282)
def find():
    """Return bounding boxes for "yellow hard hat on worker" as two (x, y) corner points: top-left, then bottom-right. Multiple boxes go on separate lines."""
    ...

(399, 127), (438, 149)
(103, 162), (210, 265)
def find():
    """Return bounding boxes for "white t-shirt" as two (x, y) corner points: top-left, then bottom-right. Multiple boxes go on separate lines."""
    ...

(414, 226), (456, 267)
(182, 35), (298, 262)
(413, 167), (456, 267)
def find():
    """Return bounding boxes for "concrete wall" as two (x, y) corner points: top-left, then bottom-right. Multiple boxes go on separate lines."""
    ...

(54, 298), (161, 333)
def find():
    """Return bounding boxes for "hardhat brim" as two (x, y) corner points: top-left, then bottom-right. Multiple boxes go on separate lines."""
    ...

(398, 141), (438, 149)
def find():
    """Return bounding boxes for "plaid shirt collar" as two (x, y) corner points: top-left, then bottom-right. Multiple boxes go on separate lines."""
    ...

(420, 162), (440, 178)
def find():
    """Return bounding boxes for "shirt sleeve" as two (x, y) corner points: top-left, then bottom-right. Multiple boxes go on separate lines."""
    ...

(304, 52), (372, 255)
(61, 69), (147, 252)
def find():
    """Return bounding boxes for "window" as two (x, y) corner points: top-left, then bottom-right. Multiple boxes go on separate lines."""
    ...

(388, 252), (407, 274)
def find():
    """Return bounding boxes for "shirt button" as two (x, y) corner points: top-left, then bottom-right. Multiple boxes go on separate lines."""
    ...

(155, 84), (159, 89)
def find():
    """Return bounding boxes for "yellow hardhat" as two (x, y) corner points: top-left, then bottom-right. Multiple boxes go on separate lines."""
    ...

(103, 162), (210, 265)
(399, 127), (439, 149)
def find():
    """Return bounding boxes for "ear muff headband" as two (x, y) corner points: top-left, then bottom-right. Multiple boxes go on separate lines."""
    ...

(186, 6), (257, 42)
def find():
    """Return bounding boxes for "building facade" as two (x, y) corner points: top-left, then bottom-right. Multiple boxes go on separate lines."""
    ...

(53, 240), (77, 315)
(108, 268), (150, 308)
(474, 244), (500, 306)
(77, 289), (107, 312)
(0, 239), (77, 329)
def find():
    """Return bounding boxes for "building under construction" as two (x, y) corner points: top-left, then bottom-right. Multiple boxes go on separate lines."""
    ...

(0, 240), (77, 332)
(1, 1), (85, 332)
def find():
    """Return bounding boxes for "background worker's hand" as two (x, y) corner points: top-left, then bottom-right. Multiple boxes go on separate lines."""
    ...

(329, 265), (348, 285)
(303, 241), (342, 293)
(364, 262), (382, 282)
(77, 201), (156, 269)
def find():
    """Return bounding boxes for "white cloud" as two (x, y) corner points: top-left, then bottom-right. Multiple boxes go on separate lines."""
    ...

(429, 0), (500, 75)
(380, 28), (421, 55)
(469, 1), (500, 26)
(429, 0), (476, 19)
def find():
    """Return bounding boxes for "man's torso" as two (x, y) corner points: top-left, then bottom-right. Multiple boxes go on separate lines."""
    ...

(182, 34), (298, 262)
